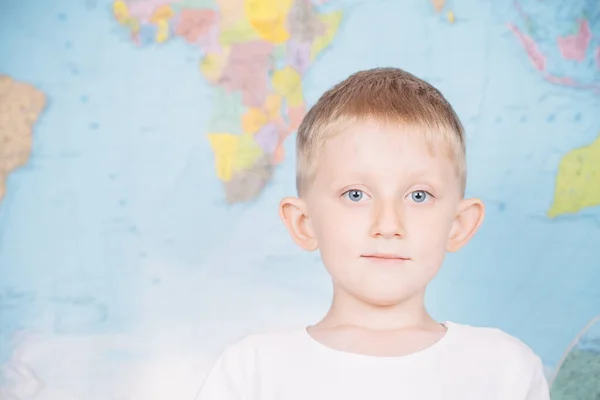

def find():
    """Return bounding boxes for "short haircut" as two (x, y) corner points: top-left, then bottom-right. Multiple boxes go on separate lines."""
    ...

(295, 67), (466, 196)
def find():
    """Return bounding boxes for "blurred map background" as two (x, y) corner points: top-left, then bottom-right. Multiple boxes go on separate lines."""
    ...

(1, 0), (599, 398)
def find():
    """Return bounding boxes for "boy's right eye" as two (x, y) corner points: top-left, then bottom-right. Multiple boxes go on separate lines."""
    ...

(343, 189), (366, 202)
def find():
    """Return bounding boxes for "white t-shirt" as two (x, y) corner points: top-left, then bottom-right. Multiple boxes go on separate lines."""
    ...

(194, 321), (550, 400)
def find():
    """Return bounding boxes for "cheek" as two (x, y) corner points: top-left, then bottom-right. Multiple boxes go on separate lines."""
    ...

(312, 204), (365, 253)
(408, 210), (453, 254)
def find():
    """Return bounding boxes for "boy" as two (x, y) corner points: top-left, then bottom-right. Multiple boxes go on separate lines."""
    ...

(195, 68), (550, 399)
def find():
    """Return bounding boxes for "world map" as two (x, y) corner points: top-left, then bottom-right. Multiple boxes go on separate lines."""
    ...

(1, 0), (599, 399)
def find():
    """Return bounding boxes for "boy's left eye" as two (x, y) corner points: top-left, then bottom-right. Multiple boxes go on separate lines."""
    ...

(409, 190), (431, 203)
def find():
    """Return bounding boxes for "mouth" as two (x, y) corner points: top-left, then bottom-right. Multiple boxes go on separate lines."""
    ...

(361, 254), (411, 262)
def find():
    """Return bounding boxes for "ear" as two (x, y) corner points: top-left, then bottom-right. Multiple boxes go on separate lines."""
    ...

(447, 198), (485, 252)
(279, 196), (318, 251)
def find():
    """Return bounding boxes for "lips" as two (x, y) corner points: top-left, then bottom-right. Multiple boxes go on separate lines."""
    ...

(361, 254), (410, 261)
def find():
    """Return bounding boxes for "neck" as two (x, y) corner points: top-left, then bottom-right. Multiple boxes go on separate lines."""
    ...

(317, 286), (438, 332)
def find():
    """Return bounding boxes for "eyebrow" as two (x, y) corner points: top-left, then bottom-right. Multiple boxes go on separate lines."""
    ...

(326, 170), (443, 189)
(328, 166), (439, 179)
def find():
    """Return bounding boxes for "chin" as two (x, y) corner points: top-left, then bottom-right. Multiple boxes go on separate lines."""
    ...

(353, 286), (421, 307)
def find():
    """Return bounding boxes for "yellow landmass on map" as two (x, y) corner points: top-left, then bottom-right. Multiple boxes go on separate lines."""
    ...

(310, 10), (343, 60)
(548, 133), (600, 218)
(113, 0), (130, 24)
(208, 133), (238, 181)
(272, 66), (303, 107)
(208, 132), (263, 181)
(113, 0), (140, 33)
(0, 76), (46, 203)
(200, 50), (230, 82)
(233, 133), (263, 171)
(155, 19), (170, 43)
(244, 0), (293, 44)
(219, 18), (261, 46)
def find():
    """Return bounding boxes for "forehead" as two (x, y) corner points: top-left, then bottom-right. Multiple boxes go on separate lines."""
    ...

(317, 120), (456, 176)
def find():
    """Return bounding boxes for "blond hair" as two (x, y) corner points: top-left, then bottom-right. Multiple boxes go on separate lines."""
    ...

(296, 67), (466, 196)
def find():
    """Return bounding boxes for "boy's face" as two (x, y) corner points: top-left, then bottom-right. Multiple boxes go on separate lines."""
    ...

(280, 119), (484, 307)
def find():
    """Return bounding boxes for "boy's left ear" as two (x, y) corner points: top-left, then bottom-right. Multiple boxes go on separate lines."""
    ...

(447, 198), (485, 252)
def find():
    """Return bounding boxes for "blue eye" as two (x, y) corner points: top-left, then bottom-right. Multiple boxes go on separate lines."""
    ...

(410, 190), (430, 203)
(344, 189), (364, 202)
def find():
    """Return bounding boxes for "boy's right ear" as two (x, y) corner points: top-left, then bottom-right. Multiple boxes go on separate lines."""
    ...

(279, 197), (318, 251)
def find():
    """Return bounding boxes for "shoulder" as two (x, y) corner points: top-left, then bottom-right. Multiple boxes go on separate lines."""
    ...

(449, 321), (534, 350)
(195, 329), (306, 399)
(445, 321), (550, 397)
(215, 328), (306, 365)
(447, 321), (541, 366)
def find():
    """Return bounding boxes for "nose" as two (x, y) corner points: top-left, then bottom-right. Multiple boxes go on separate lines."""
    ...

(370, 198), (405, 239)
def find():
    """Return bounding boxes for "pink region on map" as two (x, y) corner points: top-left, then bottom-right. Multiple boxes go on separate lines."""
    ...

(287, 105), (305, 132)
(508, 23), (546, 72)
(557, 20), (592, 62)
(176, 9), (217, 44)
(596, 47), (600, 70)
(198, 24), (221, 54)
(219, 41), (274, 107)
(128, 0), (178, 20)
(544, 75), (577, 86)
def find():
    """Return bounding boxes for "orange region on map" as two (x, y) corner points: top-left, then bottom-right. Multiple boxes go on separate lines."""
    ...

(242, 107), (268, 134)
(431, 0), (445, 13)
(0, 76), (46, 204)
